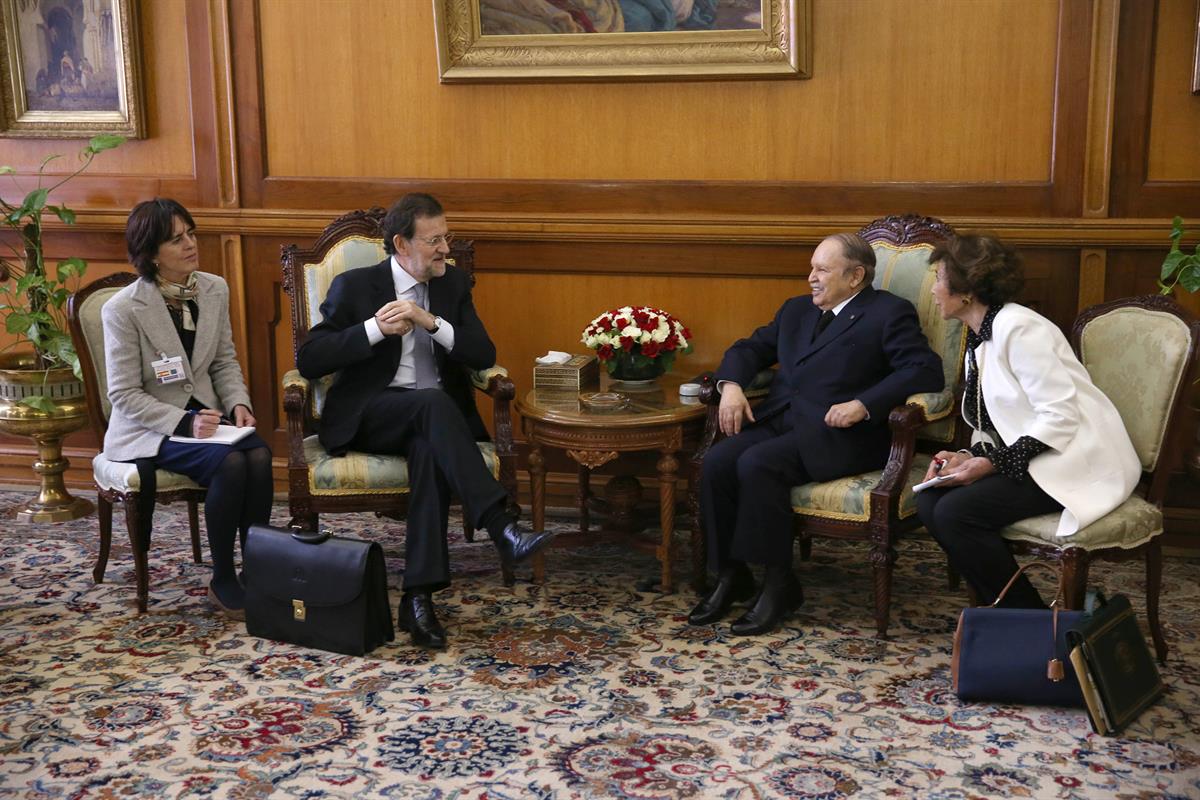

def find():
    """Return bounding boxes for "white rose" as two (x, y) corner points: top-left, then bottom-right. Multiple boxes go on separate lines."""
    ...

(651, 319), (669, 342)
(620, 324), (641, 341)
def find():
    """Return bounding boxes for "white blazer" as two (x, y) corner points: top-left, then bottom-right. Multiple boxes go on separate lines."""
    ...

(102, 273), (253, 462)
(967, 303), (1140, 537)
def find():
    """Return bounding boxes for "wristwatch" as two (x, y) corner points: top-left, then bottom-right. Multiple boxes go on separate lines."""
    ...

(429, 315), (443, 334)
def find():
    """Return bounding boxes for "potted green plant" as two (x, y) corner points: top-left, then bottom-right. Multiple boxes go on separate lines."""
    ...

(0, 134), (122, 522)
(1158, 216), (1199, 295)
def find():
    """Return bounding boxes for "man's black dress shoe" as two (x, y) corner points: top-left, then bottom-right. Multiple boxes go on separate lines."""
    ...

(687, 565), (756, 625)
(490, 522), (556, 566)
(397, 590), (447, 649)
(730, 578), (804, 636)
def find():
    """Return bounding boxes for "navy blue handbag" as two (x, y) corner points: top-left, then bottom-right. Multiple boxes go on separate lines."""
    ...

(952, 562), (1086, 707)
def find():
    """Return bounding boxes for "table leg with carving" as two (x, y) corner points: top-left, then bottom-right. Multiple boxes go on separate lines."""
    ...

(529, 443), (546, 584)
(578, 463), (590, 536)
(657, 449), (679, 593)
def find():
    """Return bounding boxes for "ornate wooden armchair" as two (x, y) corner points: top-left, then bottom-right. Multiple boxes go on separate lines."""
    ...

(1000, 295), (1198, 663)
(67, 272), (206, 613)
(691, 214), (965, 638)
(280, 209), (519, 583)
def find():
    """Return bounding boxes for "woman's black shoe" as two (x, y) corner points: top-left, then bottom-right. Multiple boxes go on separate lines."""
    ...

(207, 579), (246, 621)
(398, 590), (447, 649)
(687, 565), (756, 625)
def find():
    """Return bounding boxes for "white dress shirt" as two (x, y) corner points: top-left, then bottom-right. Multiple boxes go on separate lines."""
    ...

(362, 255), (457, 388)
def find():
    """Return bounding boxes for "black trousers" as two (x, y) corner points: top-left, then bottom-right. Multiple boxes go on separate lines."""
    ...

(348, 388), (507, 591)
(916, 474), (1063, 608)
(700, 413), (811, 572)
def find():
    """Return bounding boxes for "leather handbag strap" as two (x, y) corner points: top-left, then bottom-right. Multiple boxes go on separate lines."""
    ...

(990, 561), (1068, 682)
(991, 561), (1066, 609)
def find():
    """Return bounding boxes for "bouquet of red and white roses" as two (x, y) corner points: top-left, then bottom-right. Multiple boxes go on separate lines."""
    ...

(581, 305), (693, 377)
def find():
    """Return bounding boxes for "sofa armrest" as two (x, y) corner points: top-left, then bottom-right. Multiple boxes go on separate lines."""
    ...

(904, 388), (954, 422)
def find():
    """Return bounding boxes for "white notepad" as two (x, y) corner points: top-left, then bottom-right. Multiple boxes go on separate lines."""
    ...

(169, 425), (255, 445)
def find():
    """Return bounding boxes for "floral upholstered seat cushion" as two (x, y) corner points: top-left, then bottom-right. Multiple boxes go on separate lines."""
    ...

(93, 453), (204, 493)
(303, 436), (499, 495)
(791, 454), (933, 522)
(1000, 496), (1163, 551)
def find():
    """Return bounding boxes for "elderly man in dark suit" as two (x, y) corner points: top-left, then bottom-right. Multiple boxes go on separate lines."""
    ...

(297, 193), (554, 648)
(691, 233), (944, 635)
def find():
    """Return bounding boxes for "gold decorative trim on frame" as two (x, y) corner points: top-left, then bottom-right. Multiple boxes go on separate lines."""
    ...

(0, 0), (146, 138)
(432, 0), (811, 83)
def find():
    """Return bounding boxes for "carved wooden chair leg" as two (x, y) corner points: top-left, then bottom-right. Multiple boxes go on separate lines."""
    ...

(500, 559), (515, 587)
(1145, 539), (1168, 663)
(124, 497), (149, 613)
(187, 498), (202, 563)
(93, 492), (113, 583)
(1059, 549), (1089, 610)
(871, 543), (896, 639)
(799, 533), (812, 562)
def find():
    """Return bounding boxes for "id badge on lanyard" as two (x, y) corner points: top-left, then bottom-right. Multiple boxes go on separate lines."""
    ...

(152, 354), (186, 385)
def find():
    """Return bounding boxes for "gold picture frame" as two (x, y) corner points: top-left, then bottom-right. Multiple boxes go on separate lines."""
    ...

(1193, 0), (1199, 94)
(0, 0), (146, 138)
(433, 0), (811, 83)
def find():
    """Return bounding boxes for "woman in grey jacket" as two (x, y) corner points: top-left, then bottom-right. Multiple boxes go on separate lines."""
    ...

(104, 199), (272, 617)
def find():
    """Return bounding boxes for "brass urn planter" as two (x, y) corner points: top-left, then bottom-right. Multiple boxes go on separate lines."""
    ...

(0, 353), (93, 522)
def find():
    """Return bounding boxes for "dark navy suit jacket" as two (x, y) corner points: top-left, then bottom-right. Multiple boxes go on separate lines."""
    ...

(296, 258), (496, 455)
(715, 286), (944, 482)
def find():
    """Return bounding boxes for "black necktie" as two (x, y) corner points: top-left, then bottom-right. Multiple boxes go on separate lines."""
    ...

(812, 309), (835, 342)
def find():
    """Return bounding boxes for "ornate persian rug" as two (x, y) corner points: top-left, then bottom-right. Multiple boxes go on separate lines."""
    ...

(1, 491), (1198, 799)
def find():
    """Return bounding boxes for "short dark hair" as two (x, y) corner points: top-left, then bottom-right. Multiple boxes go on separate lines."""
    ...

(126, 198), (195, 279)
(382, 193), (444, 254)
(831, 232), (877, 283)
(928, 234), (1024, 306)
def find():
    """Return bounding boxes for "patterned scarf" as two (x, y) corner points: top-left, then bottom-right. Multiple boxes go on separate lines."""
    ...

(157, 273), (199, 331)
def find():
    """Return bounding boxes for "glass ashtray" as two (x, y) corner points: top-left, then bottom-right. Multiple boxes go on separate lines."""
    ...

(579, 391), (628, 410)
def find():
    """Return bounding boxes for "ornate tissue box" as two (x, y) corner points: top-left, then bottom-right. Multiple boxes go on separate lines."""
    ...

(534, 354), (600, 391)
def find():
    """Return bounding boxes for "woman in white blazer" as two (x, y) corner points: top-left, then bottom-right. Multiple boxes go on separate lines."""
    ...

(104, 199), (272, 617)
(915, 234), (1139, 608)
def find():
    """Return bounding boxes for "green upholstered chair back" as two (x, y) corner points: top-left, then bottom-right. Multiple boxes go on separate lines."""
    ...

(67, 272), (140, 435)
(1075, 297), (1197, 474)
(860, 215), (963, 442)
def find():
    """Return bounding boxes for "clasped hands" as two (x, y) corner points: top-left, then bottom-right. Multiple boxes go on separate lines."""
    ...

(191, 404), (255, 438)
(375, 300), (436, 337)
(717, 384), (869, 437)
(921, 449), (996, 487)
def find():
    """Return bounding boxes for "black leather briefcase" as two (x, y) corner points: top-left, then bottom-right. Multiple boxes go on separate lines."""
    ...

(244, 525), (394, 656)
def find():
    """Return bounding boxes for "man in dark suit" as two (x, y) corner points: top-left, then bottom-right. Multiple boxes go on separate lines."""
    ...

(297, 193), (554, 648)
(690, 233), (944, 635)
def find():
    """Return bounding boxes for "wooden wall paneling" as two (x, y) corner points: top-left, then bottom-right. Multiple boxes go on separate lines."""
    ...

(1146, 0), (1200, 182)
(1082, 0), (1120, 217)
(0, 0), (220, 210)
(1112, 0), (1200, 216)
(229, 0), (265, 208)
(1078, 248), (1107, 309)
(240, 0), (1088, 219)
(203, 0), (241, 208)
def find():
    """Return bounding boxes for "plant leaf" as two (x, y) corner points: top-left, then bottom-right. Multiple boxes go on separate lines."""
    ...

(56, 257), (86, 281)
(47, 204), (76, 225)
(38, 153), (62, 171)
(1161, 250), (1186, 280)
(86, 134), (124, 153)
(5, 312), (32, 334)
(0, 166), (14, 175)
(19, 187), (49, 217)
(19, 395), (58, 414)
(1179, 263), (1200, 294)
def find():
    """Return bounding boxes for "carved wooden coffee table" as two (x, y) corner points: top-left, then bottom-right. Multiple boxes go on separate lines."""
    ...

(516, 372), (708, 593)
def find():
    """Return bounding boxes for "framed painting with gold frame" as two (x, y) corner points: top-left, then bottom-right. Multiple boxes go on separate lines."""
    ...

(0, 0), (146, 138)
(433, 0), (811, 83)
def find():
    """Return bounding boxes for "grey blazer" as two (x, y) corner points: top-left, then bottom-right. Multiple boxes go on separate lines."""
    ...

(102, 272), (253, 462)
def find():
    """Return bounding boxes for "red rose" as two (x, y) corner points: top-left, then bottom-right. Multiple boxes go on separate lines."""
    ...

(641, 341), (661, 358)
(680, 327), (692, 341)
(662, 335), (677, 351)
(597, 344), (614, 361)
(633, 309), (651, 328)
(619, 336), (635, 351)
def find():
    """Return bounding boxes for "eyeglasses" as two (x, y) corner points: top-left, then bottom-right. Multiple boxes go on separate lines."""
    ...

(413, 232), (455, 247)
